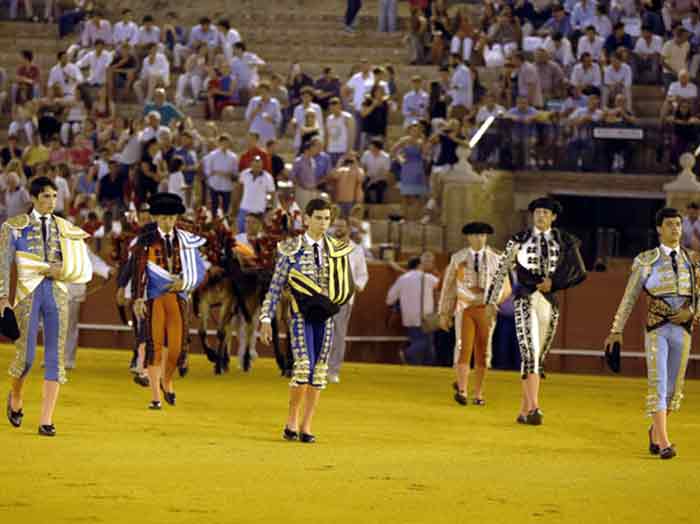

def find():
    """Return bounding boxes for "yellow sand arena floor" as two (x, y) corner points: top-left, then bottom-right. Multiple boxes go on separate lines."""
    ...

(0, 346), (698, 524)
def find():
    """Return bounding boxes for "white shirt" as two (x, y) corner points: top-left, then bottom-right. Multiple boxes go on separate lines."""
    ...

(138, 125), (170, 143)
(76, 49), (114, 85)
(476, 104), (505, 123)
(53, 176), (71, 213)
(292, 102), (324, 148)
(81, 19), (113, 47)
(326, 111), (353, 154)
(134, 25), (161, 47)
(140, 53), (170, 83)
(668, 81), (698, 99)
(570, 62), (602, 87)
(634, 34), (663, 55)
(113, 20), (139, 45)
(386, 270), (440, 328)
(577, 35), (604, 60)
(450, 64), (473, 108)
(168, 171), (186, 201)
(544, 36), (575, 68)
(239, 169), (276, 213)
(203, 148), (238, 192)
(346, 72), (375, 111)
(47, 63), (83, 96)
(360, 149), (391, 182)
(450, 36), (473, 62)
(348, 240), (368, 305)
(304, 233), (326, 266)
(219, 28), (242, 62)
(660, 244), (680, 258)
(603, 63), (632, 87)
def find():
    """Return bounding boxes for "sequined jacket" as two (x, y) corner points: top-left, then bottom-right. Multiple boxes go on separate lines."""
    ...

(260, 234), (353, 322)
(486, 228), (587, 307)
(611, 247), (698, 334)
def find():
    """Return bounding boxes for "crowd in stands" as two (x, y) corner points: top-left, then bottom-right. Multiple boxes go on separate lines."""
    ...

(0, 1), (699, 262)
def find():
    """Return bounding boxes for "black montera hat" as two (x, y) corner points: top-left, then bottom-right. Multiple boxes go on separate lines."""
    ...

(528, 197), (563, 215)
(462, 222), (495, 235)
(148, 193), (186, 216)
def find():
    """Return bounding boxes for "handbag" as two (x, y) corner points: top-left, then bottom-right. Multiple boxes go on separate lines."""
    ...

(420, 273), (441, 333)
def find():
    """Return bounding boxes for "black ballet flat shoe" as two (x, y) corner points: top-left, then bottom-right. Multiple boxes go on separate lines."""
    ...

(472, 398), (486, 406)
(299, 432), (316, 444)
(526, 408), (544, 426)
(38, 424), (56, 437)
(6, 392), (23, 428)
(283, 427), (299, 441)
(148, 401), (162, 410)
(133, 375), (150, 388)
(516, 414), (528, 424)
(454, 392), (468, 405)
(178, 365), (189, 378)
(648, 426), (660, 456)
(160, 381), (176, 406)
(660, 445), (677, 460)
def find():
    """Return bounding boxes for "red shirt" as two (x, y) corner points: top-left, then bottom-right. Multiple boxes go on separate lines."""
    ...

(16, 64), (40, 84)
(238, 147), (272, 173)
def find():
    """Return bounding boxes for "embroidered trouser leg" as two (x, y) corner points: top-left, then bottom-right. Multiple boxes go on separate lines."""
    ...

(149, 293), (183, 380)
(645, 323), (692, 416)
(289, 314), (333, 389)
(514, 292), (559, 378)
(9, 279), (69, 384)
(454, 305), (490, 368)
(64, 298), (81, 367)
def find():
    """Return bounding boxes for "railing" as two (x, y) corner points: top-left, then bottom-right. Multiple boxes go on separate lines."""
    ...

(469, 117), (687, 175)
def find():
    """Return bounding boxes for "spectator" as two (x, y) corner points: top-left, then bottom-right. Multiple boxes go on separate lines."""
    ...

(663, 0), (699, 30)
(269, 74), (290, 133)
(134, 43), (170, 104)
(664, 27), (691, 87)
(544, 32), (576, 70)
(633, 25), (663, 85)
(345, 0), (363, 32)
(402, 75), (429, 126)
(660, 69), (698, 118)
(202, 134), (238, 215)
(138, 111), (169, 144)
(137, 138), (163, 205)
(566, 93), (603, 170)
(22, 134), (49, 176)
(12, 50), (41, 108)
(450, 24), (474, 64)
(299, 109), (322, 153)
(76, 39), (114, 87)
(142, 88), (183, 127)
(487, 5), (522, 56)
(386, 253), (439, 366)
(78, 10), (113, 52)
(407, 7), (429, 65)
(9, 0), (36, 21)
(245, 81), (282, 146)
(344, 59), (375, 146)
(602, 93), (639, 171)
(290, 141), (319, 210)
(48, 51), (83, 98)
(58, 1), (90, 39)
(449, 54), (474, 111)
(603, 50), (633, 110)
(292, 86), (324, 152)
(46, 164), (71, 215)
(133, 15), (161, 56)
(511, 51), (544, 108)
(681, 201), (700, 250)
(173, 130), (199, 186)
(570, 52), (602, 94)
(534, 48), (566, 101)
(330, 153), (364, 217)
(592, 3), (613, 40)
(391, 122), (428, 217)
(314, 67), (342, 111)
(237, 156), (276, 233)
(504, 96), (540, 169)
(539, 4), (573, 39)
(360, 138), (391, 203)
(577, 25), (605, 62)
(326, 97), (355, 167)
(287, 63), (314, 117)
(92, 86), (115, 121)
(230, 42), (265, 105)
(311, 138), (332, 191)
(108, 41), (138, 100)
(206, 63), (237, 120)
(112, 8), (139, 47)
(603, 22), (634, 60)
(666, 99), (700, 169)
(217, 19), (242, 64)
(239, 132), (272, 173)
(1, 135), (23, 167)
(175, 43), (209, 106)
(570, 0), (597, 32)
(2, 171), (30, 219)
(378, 0), (397, 32)
(174, 16), (217, 69)
(266, 139), (286, 180)
(474, 93), (506, 164)
(360, 83), (391, 149)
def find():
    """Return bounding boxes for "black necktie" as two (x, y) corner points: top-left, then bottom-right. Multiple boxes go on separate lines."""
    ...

(40, 216), (49, 262)
(539, 234), (549, 276)
(165, 234), (173, 260)
(670, 250), (678, 277)
(474, 252), (480, 276)
(281, 213), (289, 233)
(313, 243), (321, 267)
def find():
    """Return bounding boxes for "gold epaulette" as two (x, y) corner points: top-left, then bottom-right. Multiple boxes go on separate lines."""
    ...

(4, 214), (29, 229)
(278, 236), (302, 257)
(55, 216), (91, 240)
(326, 236), (353, 258)
(635, 248), (660, 267)
(450, 248), (469, 264)
(487, 246), (503, 256)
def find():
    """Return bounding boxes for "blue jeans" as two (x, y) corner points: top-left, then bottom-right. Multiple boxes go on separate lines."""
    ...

(405, 327), (435, 366)
(237, 208), (250, 234)
(378, 0), (397, 32)
(209, 189), (232, 216)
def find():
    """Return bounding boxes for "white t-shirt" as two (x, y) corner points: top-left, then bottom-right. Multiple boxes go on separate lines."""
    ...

(239, 169), (275, 213)
(603, 63), (632, 87)
(326, 111), (353, 154)
(634, 35), (663, 55)
(360, 149), (391, 183)
(668, 81), (698, 99)
(53, 176), (71, 213)
(386, 270), (440, 328)
(168, 171), (186, 201)
(346, 72), (375, 111)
